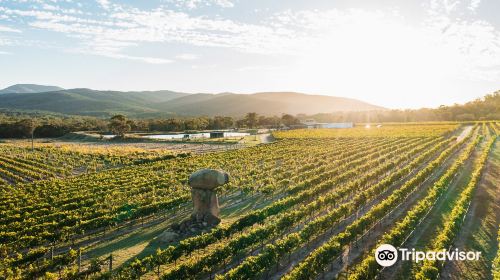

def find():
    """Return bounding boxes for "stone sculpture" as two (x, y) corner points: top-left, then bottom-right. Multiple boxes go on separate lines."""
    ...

(189, 169), (229, 225)
(160, 169), (229, 242)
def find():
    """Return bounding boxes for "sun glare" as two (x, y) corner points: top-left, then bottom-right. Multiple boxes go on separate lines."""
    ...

(283, 9), (472, 109)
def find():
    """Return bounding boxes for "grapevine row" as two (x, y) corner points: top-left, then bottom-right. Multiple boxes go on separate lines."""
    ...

(413, 135), (496, 280)
(281, 128), (475, 279)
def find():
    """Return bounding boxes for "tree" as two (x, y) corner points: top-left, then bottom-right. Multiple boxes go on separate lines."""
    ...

(108, 115), (131, 138)
(244, 113), (259, 128)
(258, 116), (280, 128)
(223, 116), (234, 129)
(17, 118), (37, 151)
(281, 114), (299, 127)
(211, 116), (234, 129)
(131, 119), (149, 131)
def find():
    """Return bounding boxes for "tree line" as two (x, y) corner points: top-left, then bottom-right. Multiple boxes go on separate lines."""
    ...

(0, 113), (300, 138)
(0, 116), (107, 138)
(307, 92), (499, 123)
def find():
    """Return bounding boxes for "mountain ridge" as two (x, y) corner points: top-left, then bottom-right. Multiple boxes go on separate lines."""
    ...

(0, 84), (385, 117)
(0, 84), (65, 94)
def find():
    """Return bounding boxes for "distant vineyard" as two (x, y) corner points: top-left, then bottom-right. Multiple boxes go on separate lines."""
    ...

(273, 124), (459, 138)
(0, 122), (498, 280)
(0, 143), (178, 185)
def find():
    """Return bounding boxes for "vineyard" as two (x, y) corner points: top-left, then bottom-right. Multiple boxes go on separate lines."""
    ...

(0, 122), (499, 280)
(0, 143), (182, 185)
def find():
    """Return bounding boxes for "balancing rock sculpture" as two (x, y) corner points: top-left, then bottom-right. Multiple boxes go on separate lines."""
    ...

(162, 169), (230, 241)
(189, 169), (229, 226)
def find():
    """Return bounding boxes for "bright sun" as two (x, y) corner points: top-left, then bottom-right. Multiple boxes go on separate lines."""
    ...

(282, 10), (466, 109)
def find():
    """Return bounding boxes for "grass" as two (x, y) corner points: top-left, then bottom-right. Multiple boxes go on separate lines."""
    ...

(83, 209), (189, 268)
(81, 188), (272, 271)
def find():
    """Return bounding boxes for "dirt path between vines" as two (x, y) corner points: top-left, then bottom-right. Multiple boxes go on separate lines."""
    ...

(457, 126), (473, 142)
(259, 133), (275, 144)
(440, 139), (499, 280)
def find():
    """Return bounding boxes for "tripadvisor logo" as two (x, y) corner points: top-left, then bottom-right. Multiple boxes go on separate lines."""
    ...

(375, 244), (398, 267)
(374, 244), (481, 267)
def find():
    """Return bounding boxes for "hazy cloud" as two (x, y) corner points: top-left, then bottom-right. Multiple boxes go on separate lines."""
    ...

(0, 25), (21, 33)
(175, 53), (199, 60)
(468, 0), (481, 11)
(96, 0), (111, 10)
(0, 0), (498, 78)
(167, 0), (234, 10)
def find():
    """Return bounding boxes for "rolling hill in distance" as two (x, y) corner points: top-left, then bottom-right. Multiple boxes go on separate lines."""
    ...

(0, 84), (64, 94)
(0, 84), (384, 117)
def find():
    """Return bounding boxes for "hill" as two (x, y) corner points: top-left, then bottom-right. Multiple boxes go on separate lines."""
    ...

(0, 84), (384, 117)
(0, 88), (189, 116)
(0, 84), (64, 94)
(153, 92), (383, 116)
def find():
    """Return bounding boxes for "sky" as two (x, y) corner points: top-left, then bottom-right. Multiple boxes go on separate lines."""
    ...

(0, 0), (499, 109)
